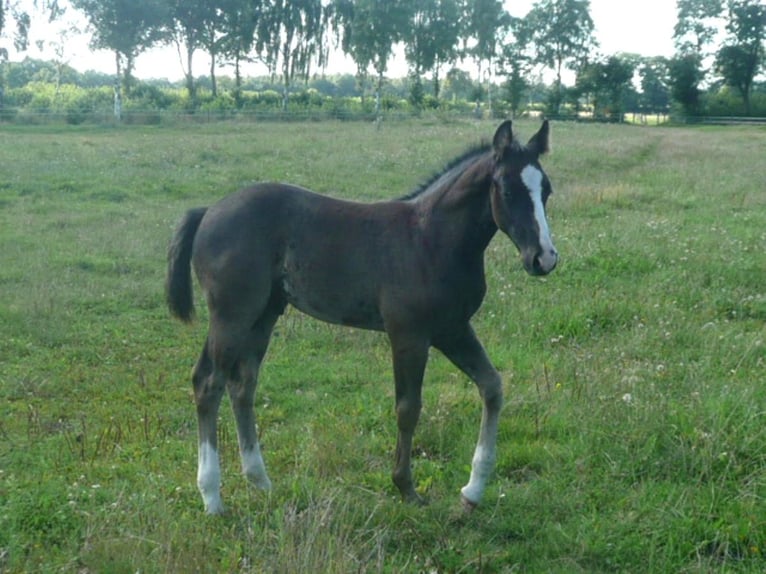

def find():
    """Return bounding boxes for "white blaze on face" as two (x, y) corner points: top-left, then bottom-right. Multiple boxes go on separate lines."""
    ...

(520, 164), (558, 273)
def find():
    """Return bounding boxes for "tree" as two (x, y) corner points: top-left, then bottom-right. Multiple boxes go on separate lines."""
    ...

(72, 0), (168, 99)
(441, 67), (475, 101)
(669, 53), (705, 115)
(460, 0), (511, 112)
(167, 0), (220, 104)
(334, 0), (410, 117)
(217, 0), (264, 106)
(1, 1), (65, 110)
(715, 0), (765, 114)
(638, 56), (671, 118)
(497, 19), (531, 118)
(671, 0), (724, 116)
(674, 0), (724, 54)
(1, 0), (52, 53)
(198, 0), (232, 97)
(403, 0), (460, 100)
(575, 54), (635, 120)
(258, 0), (326, 110)
(520, 0), (597, 115)
(500, 54), (529, 118)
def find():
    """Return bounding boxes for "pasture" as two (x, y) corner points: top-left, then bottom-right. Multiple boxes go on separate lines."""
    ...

(0, 118), (764, 573)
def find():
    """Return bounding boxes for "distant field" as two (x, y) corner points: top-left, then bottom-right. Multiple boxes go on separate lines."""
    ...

(1, 118), (764, 573)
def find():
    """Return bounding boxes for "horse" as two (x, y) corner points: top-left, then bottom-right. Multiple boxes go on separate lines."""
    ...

(165, 120), (558, 514)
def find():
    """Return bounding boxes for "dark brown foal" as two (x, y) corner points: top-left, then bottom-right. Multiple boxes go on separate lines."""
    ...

(166, 120), (557, 513)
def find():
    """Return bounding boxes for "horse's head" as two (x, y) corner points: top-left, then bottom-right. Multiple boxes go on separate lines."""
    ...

(489, 120), (558, 276)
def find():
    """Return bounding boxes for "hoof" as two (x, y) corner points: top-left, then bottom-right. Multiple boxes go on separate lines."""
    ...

(250, 476), (273, 491)
(403, 491), (428, 506)
(204, 501), (226, 515)
(200, 490), (225, 515)
(460, 495), (478, 513)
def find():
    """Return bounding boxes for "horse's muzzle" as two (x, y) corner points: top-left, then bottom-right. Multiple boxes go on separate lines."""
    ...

(525, 248), (558, 276)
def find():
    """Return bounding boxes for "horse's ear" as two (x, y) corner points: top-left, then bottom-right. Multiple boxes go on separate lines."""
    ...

(492, 120), (514, 158)
(527, 119), (550, 156)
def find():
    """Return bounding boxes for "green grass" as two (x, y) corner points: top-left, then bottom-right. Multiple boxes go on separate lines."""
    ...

(1, 118), (765, 572)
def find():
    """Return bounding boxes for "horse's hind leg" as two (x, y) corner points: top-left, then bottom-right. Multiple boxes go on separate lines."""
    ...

(226, 308), (281, 492)
(434, 325), (503, 510)
(193, 307), (277, 514)
(192, 339), (227, 514)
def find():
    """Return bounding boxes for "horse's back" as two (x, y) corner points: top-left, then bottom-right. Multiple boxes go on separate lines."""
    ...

(190, 183), (409, 330)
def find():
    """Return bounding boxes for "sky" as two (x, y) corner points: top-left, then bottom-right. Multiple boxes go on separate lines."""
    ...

(3, 0), (679, 81)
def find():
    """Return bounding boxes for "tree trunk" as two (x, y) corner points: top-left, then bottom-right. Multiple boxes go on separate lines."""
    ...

(234, 54), (242, 108)
(554, 59), (563, 115)
(281, 42), (290, 111)
(741, 79), (751, 116)
(356, 66), (367, 106)
(123, 55), (135, 98)
(210, 54), (217, 98)
(113, 52), (122, 122)
(375, 71), (383, 116)
(185, 45), (196, 104)
(486, 58), (492, 116)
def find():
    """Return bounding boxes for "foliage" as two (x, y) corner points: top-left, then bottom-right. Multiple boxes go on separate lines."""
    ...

(333, 0), (411, 115)
(703, 83), (766, 115)
(258, 0), (326, 109)
(167, 0), (220, 102)
(2, 81), (112, 123)
(402, 0), (461, 99)
(3, 56), (81, 88)
(1, 119), (765, 572)
(500, 59), (529, 118)
(71, 0), (169, 94)
(519, 0), (597, 114)
(671, 0), (725, 119)
(639, 57), (672, 115)
(669, 53), (705, 116)
(575, 54), (636, 120)
(3, 0), (765, 121)
(674, 0), (725, 54)
(715, 0), (766, 115)
(461, 0), (511, 80)
(215, 0), (263, 104)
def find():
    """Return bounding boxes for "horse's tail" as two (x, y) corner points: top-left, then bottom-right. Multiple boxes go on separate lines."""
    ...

(166, 207), (207, 322)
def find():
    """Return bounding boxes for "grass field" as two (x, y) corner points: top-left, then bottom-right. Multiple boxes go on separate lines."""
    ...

(1, 118), (764, 573)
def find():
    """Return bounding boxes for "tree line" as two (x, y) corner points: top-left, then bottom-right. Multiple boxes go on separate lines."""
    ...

(1, 0), (764, 120)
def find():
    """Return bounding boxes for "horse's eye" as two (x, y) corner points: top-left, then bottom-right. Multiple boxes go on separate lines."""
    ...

(502, 182), (517, 197)
(493, 179), (507, 195)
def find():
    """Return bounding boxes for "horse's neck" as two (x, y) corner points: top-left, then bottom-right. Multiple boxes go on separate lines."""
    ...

(418, 162), (497, 257)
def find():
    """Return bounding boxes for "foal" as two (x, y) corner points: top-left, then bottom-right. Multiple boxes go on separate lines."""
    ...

(166, 120), (557, 513)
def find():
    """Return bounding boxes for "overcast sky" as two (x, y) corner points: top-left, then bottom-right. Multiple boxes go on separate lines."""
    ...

(4, 0), (680, 81)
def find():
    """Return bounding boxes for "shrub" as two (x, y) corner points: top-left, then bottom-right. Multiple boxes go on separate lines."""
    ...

(258, 90), (282, 107)
(128, 83), (178, 110)
(199, 93), (237, 114)
(64, 98), (90, 124)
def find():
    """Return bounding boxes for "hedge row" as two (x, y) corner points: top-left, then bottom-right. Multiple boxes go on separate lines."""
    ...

(0, 81), (487, 125)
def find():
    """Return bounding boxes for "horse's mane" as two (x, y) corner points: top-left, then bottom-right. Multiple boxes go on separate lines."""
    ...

(399, 142), (492, 201)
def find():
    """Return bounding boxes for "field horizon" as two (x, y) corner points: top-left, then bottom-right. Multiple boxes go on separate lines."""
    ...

(1, 118), (764, 572)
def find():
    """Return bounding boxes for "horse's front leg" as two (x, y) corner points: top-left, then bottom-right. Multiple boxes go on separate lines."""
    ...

(387, 331), (430, 504)
(434, 325), (503, 510)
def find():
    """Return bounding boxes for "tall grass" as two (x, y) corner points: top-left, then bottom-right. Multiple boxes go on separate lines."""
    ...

(0, 119), (764, 572)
